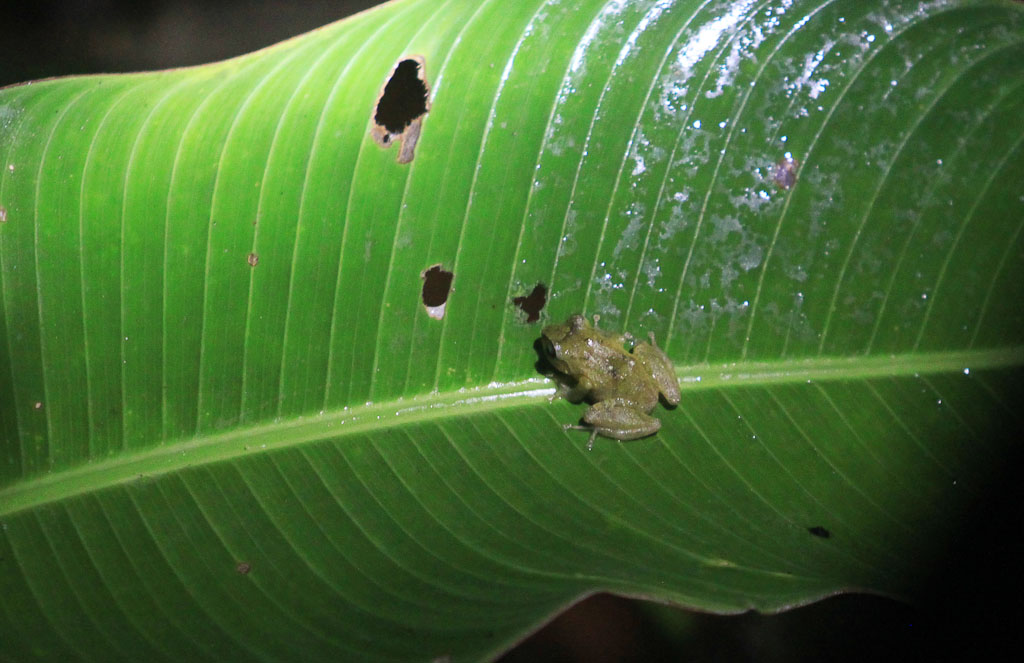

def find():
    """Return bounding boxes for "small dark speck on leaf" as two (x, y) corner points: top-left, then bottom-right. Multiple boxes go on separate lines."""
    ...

(513, 283), (548, 323)
(236, 562), (252, 575)
(247, 252), (259, 267)
(773, 154), (799, 189)
(808, 525), (831, 539)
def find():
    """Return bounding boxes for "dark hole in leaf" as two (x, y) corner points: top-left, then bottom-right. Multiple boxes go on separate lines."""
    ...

(422, 264), (454, 308)
(808, 525), (831, 539)
(370, 57), (429, 164)
(513, 283), (548, 323)
(236, 562), (252, 574)
(374, 59), (428, 135)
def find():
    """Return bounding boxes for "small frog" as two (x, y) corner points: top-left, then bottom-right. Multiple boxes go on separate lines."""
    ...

(541, 314), (680, 449)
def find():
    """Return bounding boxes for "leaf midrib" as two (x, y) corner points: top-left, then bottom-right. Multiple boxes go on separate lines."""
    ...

(2, 345), (1021, 518)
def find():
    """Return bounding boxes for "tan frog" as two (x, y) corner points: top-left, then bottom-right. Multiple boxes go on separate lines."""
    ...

(541, 314), (680, 449)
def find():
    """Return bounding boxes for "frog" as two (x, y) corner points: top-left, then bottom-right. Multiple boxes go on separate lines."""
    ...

(540, 314), (680, 449)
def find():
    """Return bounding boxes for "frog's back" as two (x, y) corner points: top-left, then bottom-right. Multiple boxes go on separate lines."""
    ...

(591, 357), (660, 412)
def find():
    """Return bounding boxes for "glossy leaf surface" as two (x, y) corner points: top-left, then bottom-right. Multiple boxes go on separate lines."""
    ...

(1, 0), (1023, 660)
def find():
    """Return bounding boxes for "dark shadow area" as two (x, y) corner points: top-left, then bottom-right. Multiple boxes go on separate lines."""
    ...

(504, 414), (1024, 661)
(501, 593), (921, 663)
(0, 0), (381, 87)
(501, 594), (681, 663)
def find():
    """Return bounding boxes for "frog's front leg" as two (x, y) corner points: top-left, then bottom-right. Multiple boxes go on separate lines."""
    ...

(573, 398), (661, 449)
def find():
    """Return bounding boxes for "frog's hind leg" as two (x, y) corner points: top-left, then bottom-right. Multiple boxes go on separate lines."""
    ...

(633, 337), (681, 405)
(582, 399), (661, 444)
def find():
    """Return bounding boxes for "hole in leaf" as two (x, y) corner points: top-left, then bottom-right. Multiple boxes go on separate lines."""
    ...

(773, 153), (799, 189)
(421, 264), (453, 320)
(371, 56), (430, 164)
(236, 562), (252, 575)
(247, 252), (259, 267)
(808, 525), (831, 539)
(513, 283), (548, 323)
(0, 205), (6, 223)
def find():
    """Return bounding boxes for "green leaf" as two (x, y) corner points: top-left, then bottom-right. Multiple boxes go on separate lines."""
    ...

(2, 0), (1022, 660)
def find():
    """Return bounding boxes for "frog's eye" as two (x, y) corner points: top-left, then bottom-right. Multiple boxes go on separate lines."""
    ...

(542, 337), (558, 359)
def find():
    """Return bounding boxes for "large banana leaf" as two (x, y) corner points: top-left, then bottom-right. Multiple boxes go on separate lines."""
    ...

(2, 0), (1022, 660)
